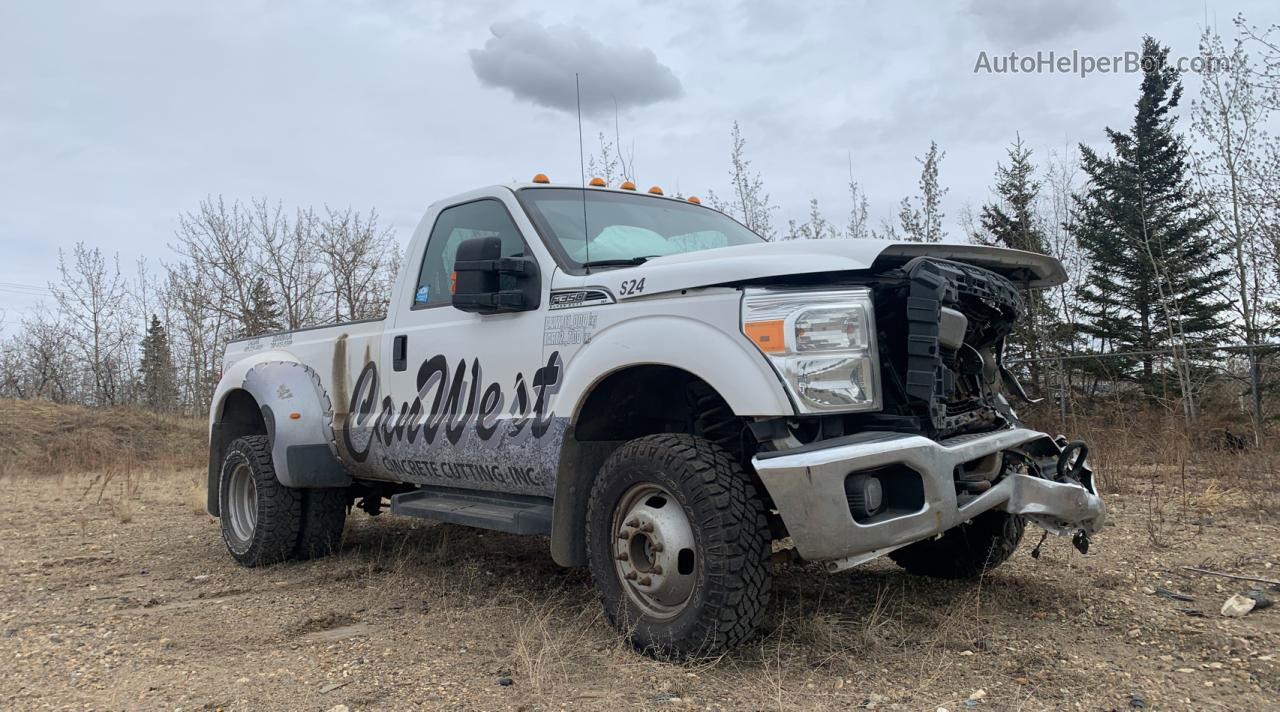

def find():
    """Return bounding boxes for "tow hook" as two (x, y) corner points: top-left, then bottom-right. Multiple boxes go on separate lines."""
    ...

(1056, 440), (1089, 483)
(1072, 530), (1090, 554)
(1032, 528), (1091, 557)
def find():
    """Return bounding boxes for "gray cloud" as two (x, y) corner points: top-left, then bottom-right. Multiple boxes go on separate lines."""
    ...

(6, 0), (1277, 324)
(469, 20), (682, 116)
(966, 0), (1119, 45)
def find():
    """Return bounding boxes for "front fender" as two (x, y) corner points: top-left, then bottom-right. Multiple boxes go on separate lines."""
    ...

(557, 314), (795, 420)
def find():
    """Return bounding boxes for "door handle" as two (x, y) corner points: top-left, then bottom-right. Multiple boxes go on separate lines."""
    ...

(392, 334), (407, 372)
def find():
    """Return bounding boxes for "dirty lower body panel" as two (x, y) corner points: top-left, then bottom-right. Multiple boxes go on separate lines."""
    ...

(751, 426), (1105, 571)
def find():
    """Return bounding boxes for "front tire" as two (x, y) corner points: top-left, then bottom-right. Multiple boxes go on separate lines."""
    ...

(888, 510), (1025, 579)
(586, 434), (772, 660)
(218, 435), (302, 567)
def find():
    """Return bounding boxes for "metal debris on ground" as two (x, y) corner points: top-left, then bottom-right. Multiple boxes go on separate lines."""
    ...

(1183, 566), (1280, 586)
(1154, 586), (1194, 602)
(1242, 590), (1273, 609)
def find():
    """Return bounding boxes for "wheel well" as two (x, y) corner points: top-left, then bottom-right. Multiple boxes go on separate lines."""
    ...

(573, 365), (703, 443)
(206, 389), (268, 516)
(550, 365), (760, 567)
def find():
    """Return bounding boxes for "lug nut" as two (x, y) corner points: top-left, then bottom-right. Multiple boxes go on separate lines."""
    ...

(626, 518), (639, 528)
(624, 572), (638, 581)
(639, 522), (654, 533)
(651, 565), (663, 575)
(615, 552), (629, 561)
(650, 541), (664, 552)
(637, 575), (652, 586)
(617, 530), (631, 540)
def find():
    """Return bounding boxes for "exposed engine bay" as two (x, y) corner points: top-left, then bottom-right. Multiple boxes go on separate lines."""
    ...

(758, 255), (1033, 443)
(875, 256), (1027, 439)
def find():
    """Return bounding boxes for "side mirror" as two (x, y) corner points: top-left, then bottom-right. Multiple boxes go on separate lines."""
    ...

(451, 236), (541, 314)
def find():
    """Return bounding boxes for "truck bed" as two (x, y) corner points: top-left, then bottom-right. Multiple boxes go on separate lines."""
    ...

(221, 317), (386, 374)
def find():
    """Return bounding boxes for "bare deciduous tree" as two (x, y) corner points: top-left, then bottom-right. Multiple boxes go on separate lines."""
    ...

(1192, 26), (1279, 443)
(708, 122), (776, 239)
(898, 141), (948, 243)
(50, 244), (135, 405)
(319, 207), (399, 322)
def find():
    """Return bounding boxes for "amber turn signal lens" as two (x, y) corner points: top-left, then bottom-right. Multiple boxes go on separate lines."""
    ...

(450, 272), (457, 294)
(532, 173), (550, 183)
(744, 320), (786, 353)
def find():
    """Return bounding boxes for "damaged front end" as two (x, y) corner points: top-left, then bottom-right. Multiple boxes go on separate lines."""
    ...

(748, 255), (1105, 569)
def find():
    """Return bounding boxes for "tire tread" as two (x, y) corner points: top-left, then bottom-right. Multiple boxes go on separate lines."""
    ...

(294, 489), (347, 560)
(888, 509), (1025, 579)
(586, 434), (772, 660)
(219, 435), (302, 567)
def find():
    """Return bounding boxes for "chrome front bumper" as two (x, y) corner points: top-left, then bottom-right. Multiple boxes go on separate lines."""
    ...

(751, 427), (1106, 571)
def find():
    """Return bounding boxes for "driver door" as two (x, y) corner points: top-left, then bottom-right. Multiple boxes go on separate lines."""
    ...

(369, 196), (563, 496)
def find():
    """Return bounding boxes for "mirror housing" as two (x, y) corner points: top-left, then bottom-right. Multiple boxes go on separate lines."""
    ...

(451, 236), (541, 314)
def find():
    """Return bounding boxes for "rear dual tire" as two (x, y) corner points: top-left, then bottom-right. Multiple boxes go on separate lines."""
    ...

(218, 436), (346, 567)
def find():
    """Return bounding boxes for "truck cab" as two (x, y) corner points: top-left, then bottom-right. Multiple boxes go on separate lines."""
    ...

(207, 177), (1105, 659)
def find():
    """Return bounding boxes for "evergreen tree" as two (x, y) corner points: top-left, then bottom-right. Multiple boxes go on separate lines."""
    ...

(1071, 37), (1229, 407)
(139, 314), (177, 412)
(975, 135), (1046, 253)
(242, 278), (282, 337)
(973, 136), (1055, 395)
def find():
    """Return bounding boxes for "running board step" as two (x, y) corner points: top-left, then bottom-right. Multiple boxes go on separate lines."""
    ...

(389, 487), (553, 535)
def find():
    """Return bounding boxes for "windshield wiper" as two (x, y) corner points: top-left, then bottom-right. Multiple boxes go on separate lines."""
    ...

(579, 256), (655, 269)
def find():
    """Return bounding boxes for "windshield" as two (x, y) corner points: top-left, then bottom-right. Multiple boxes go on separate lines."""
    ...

(517, 188), (765, 269)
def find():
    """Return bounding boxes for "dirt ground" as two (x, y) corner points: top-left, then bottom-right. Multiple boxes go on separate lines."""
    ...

(2, 469), (1277, 712)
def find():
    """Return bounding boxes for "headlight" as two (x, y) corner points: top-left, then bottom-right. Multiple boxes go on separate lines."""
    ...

(741, 288), (881, 413)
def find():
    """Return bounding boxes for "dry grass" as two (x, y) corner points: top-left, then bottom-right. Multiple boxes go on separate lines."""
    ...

(188, 476), (208, 514)
(2, 470), (1276, 710)
(2, 398), (1278, 710)
(108, 497), (136, 524)
(1024, 402), (1280, 530)
(0, 398), (205, 478)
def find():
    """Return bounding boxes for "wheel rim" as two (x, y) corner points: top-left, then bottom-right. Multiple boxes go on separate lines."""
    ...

(611, 483), (697, 621)
(226, 461), (258, 544)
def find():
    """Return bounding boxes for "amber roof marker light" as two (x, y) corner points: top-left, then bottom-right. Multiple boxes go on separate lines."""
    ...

(648, 186), (664, 195)
(687, 196), (701, 204)
(619, 180), (636, 190)
(532, 173), (550, 184)
(589, 177), (606, 187)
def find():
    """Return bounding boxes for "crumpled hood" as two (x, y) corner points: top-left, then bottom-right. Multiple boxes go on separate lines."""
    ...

(562, 239), (1067, 299)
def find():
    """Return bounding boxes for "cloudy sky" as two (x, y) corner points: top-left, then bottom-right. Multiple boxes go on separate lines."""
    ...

(2, 0), (1275, 329)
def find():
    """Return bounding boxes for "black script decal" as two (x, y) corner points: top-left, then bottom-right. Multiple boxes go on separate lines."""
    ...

(342, 351), (564, 464)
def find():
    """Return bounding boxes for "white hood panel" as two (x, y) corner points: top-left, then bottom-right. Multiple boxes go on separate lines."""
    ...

(556, 239), (1066, 298)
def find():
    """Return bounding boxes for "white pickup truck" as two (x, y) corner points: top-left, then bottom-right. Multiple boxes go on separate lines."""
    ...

(207, 177), (1105, 659)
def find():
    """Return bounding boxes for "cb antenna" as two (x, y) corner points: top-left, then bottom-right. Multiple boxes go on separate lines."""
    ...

(576, 73), (591, 274)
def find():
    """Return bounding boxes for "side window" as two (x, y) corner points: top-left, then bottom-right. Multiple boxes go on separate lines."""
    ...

(413, 199), (527, 308)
